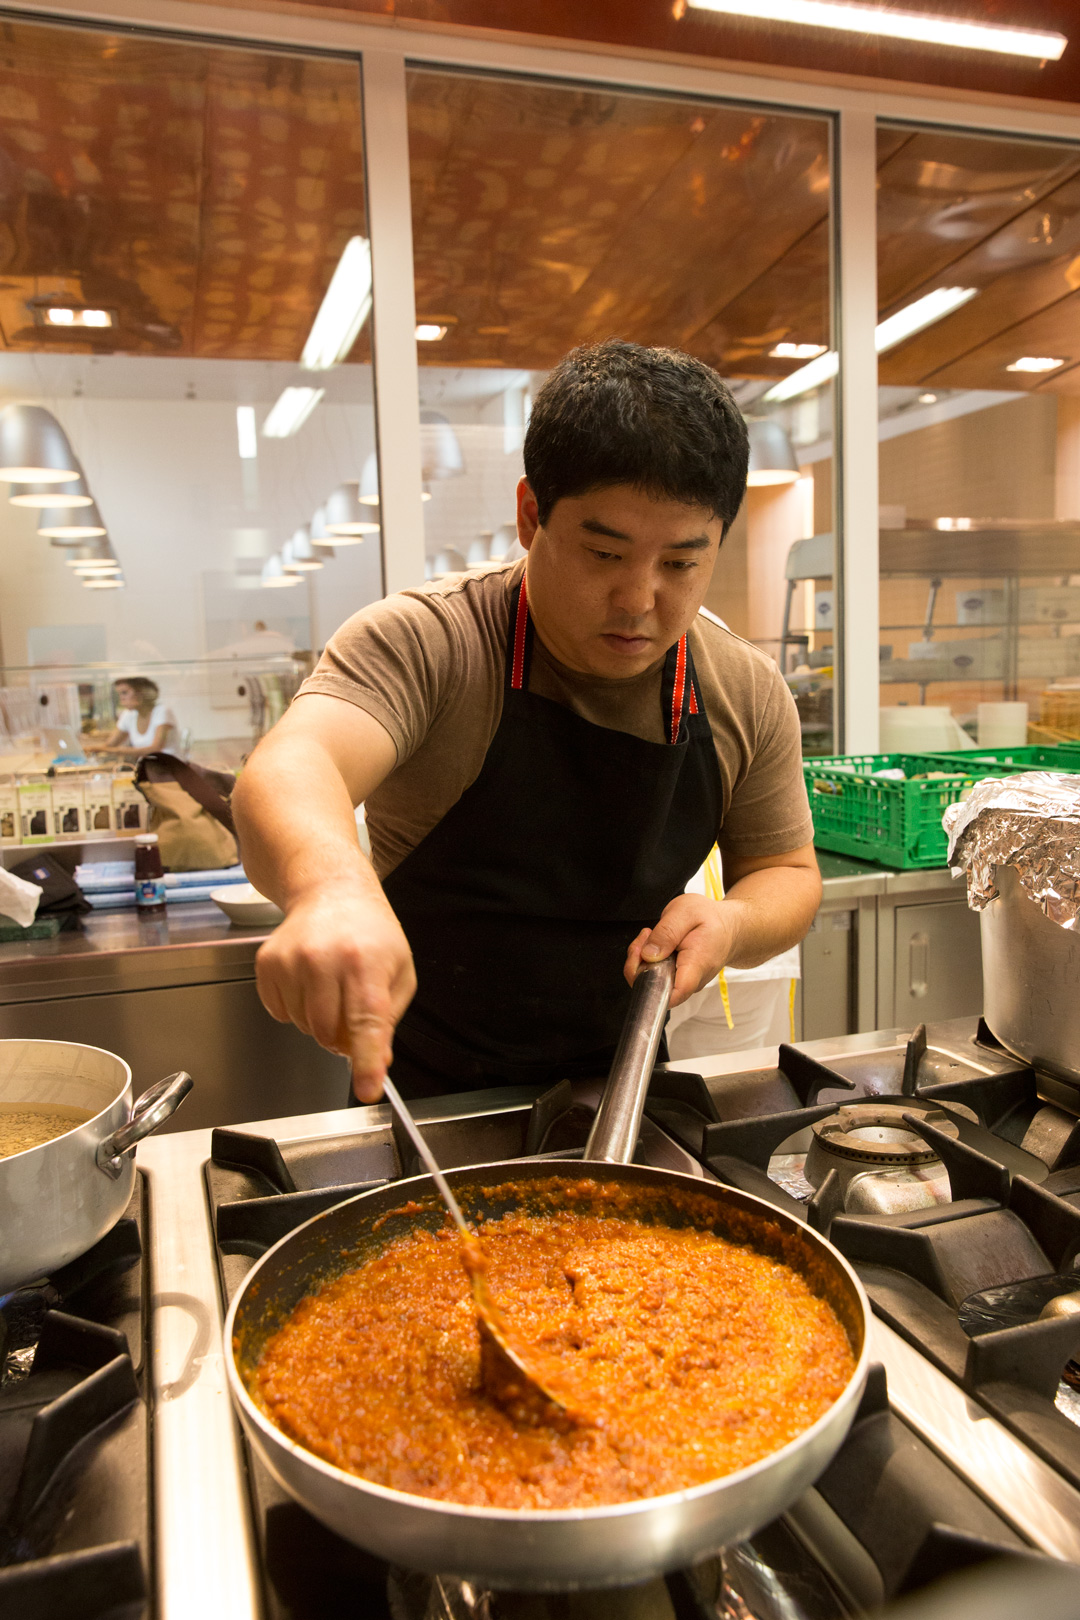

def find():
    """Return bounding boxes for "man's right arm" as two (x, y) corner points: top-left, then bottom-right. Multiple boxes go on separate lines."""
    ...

(232, 695), (414, 1102)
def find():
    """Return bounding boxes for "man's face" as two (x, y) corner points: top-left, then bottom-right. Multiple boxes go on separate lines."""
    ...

(517, 479), (724, 678)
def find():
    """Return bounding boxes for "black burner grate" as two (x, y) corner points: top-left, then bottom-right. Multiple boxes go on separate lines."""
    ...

(0, 1182), (150, 1620)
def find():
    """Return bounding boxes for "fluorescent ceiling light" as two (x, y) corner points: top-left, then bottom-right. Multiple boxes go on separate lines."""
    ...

(44, 307), (114, 328)
(262, 387), (324, 438)
(764, 350), (839, 403)
(764, 287), (978, 401)
(302, 237), (372, 371)
(236, 406), (258, 461)
(683, 1), (1067, 61)
(770, 341), (827, 359)
(874, 287), (978, 353)
(1006, 355), (1065, 372)
(416, 323), (448, 342)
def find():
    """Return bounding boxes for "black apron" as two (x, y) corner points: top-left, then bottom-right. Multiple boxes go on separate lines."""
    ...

(379, 574), (723, 1099)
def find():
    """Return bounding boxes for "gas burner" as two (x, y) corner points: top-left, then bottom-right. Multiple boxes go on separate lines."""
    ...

(802, 1099), (957, 1217)
(807, 1100), (957, 1185)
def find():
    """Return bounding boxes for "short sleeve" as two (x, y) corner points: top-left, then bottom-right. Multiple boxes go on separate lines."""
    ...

(296, 590), (465, 765)
(717, 668), (814, 858)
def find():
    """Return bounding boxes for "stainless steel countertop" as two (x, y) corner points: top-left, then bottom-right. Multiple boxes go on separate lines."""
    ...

(0, 902), (274, 1002)
(0, 854), (964, 1005)
(816, 852), (965, 901)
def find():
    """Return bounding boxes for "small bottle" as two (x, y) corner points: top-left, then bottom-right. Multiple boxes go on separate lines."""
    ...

(134, 832), (167, 915)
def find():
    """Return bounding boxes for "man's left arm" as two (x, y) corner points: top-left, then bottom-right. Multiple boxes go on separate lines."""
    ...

(624, 845), (821, 1007)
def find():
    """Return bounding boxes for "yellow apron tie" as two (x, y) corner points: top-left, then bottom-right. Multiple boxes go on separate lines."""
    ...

(702, 846), (734, 1030)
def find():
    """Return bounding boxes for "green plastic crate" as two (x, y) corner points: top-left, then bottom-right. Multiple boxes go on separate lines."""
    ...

(918, 743), (1080, 775)
(803, 753), (983, 869)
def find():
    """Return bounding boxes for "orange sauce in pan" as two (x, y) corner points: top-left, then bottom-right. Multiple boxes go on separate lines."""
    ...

(250, 1180), (855, 1511)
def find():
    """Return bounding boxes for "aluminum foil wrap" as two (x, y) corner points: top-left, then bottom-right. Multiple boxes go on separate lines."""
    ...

(943, 771), (1080, 930)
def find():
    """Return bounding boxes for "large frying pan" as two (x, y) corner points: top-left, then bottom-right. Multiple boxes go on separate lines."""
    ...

(225, 962), (871, 1590)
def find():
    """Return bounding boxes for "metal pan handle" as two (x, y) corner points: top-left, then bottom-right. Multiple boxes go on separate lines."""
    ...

(584, 958), (676, 1165)
(96, 1071), (193, 1179)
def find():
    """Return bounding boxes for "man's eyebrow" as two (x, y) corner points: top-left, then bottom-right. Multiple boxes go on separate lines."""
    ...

(579, 518), (712, 550)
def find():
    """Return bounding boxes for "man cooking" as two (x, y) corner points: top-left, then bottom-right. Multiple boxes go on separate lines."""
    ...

(233, 341), (821, 1103)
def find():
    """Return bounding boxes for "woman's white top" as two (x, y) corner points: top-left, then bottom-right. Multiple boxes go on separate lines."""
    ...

(117, 702), (180, 752)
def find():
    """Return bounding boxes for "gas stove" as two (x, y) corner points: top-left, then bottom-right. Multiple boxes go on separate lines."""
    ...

(3, 1018), (1080, 1618)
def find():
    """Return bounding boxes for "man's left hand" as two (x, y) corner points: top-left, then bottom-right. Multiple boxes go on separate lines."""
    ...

(623, 844), (822, 1009)
(624, 894), (739, 1008)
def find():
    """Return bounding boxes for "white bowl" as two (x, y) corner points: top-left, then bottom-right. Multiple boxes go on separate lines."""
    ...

(210, 884), (284, 927)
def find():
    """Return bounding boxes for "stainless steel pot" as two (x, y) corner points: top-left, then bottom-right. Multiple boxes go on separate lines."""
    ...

(0, 1039), (191, 1293)
(981, 863), (1080, 1105)
(225, 963), (870, 1590)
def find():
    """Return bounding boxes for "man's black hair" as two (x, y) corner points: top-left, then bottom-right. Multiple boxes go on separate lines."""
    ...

(523, 340), (749, 532)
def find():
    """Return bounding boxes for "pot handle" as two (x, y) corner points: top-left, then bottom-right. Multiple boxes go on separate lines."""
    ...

(96, 1071), (193, 1180)
(584, 957), (676, 1165)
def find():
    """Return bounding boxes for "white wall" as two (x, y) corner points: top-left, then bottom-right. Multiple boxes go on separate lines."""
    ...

(0, 373), (382, 740)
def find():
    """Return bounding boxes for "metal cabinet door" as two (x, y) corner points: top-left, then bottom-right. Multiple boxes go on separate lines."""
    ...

(799, 909), (854, 1040)
(893, 899), (983, 1026)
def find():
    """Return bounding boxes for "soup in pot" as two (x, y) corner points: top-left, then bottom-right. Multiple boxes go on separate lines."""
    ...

(0, 1102), (92, 1159)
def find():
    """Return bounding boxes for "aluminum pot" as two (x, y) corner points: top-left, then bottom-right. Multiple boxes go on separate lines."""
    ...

(225, 962), (870, 1590)
(0, 1039), (191, 1293)
(981, 862), (1080, 1102)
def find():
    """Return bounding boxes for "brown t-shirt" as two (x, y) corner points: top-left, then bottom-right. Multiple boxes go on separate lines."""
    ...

(297, 560), (813, 879)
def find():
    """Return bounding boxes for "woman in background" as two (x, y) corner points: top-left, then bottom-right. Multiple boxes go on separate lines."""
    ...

(92, 677), (182, 759)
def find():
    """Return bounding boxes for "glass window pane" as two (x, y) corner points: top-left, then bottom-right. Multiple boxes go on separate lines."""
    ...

(876, 123), (1080, 755)
(406, 68), (835, 752)
(0, 19), (379, 766)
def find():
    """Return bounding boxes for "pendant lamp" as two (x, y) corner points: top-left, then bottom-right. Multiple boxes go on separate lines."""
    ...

(420, 411), (464, 480)
(324, 482), (380, 541)
(261, 554), (302, 588)
(66, 538), (119, 572)
(39, 501), (107, 540)
(745, 419), (800, 487)
(83, 574), (125, 590)
(430, 548), (467, 577)
(11, 473), (93, 509)
(284, 528), (325, 571)
(358, 451), (380, 505)
(0, 404), (80, 484)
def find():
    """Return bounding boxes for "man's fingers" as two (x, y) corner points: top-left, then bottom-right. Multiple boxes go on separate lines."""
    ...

(623, 927), (652, 988)
(640, 896), (701, 963)
(340, 977), (395, 1102)
(670, 937), (710, 1007)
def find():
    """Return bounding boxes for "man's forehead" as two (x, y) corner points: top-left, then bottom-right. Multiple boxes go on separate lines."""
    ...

(554, 485), (721, 539)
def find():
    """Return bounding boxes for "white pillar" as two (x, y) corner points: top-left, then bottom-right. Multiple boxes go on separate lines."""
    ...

(836, 107), (881, 754)
(362, 48), (426, 596)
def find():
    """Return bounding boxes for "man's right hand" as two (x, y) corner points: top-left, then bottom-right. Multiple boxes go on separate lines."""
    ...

(254, 880), (417, 1102)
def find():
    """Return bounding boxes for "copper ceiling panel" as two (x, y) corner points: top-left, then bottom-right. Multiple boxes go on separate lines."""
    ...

(876, 128), (1080, 316)
(694, 217), (829, 378)
(193, 52), (368, 362)
(0, 18), (369, 363)
(916, 288), (1080, 394)
(407, 71), (829, 371)
(877, 184), (1080, 388)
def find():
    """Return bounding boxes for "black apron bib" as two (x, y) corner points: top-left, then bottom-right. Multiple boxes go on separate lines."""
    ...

(381, 575), (723, 1098)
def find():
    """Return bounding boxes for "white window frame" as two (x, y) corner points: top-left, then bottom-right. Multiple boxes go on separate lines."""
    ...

(8, 0), (1080, 750)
